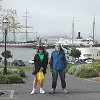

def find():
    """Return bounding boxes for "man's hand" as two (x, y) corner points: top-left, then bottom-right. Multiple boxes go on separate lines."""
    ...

(64, 68), (68, 74)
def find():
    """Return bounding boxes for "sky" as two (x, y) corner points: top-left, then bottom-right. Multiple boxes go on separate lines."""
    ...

(2, 0), (100, 41)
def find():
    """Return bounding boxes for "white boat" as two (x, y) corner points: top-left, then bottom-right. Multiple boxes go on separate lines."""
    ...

(56, 37), (95, 47)
(56, 16), (98, 47)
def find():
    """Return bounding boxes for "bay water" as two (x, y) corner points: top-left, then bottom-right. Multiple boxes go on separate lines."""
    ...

(0, 47), (54, 62)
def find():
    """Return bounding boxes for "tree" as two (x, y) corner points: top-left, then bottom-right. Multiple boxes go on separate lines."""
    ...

(70, 48), (81, 59)
(1, 50), (13, 74)
(0, 8), (22, 33)
(0, 9), (22, 30)
(1, 50), (13, 59)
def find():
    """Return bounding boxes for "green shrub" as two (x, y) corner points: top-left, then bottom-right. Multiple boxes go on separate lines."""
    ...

(0, 75), (10, 84)
(0, 68), (3, 74)
(91, 61), (100, 72)
(19, 70), (25, 78)
(8, 68), (25, 77)
(0, 74), (24, 84)
(75, 68), (99, 78)
(68, 64), (91, 75)
(0, 68), (25, 78)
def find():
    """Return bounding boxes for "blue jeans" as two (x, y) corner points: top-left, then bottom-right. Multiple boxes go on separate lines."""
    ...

(52, 69), (66, 89)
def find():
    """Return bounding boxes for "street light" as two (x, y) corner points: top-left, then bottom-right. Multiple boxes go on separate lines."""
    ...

(2, 17), (9, 75)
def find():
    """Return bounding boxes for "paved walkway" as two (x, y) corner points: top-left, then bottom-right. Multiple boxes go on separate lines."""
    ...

(0, 71), (100, 100)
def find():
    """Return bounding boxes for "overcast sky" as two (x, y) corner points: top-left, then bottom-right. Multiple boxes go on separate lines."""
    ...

(2, 0), (100, 41)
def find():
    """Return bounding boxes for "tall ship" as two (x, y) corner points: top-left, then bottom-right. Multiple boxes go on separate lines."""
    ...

(55, 16), (99, 48)
(0, 9), (36, 48)
(0, 41), (36, 48)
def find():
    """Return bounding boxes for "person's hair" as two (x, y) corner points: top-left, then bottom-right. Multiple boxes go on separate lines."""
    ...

(59, 46), (64, 51)
(37, 46), (45, 53)
(60, 46), (64, 51)
(55, 44), (64, 51)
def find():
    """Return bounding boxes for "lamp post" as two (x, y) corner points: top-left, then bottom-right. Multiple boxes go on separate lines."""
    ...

(2, 18), (9, 75)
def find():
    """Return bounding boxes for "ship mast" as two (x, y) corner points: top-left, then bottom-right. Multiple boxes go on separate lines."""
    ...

(72, 17), (74, 45)
(93, 14), (95, 44)
(0, 0), (2, 10)
(12, 9), (17, 42)
(25, 8), (28, 42)
(22, 8), (32, 42)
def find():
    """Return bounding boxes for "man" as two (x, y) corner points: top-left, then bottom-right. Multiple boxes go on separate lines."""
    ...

(50, 44), (68, 94)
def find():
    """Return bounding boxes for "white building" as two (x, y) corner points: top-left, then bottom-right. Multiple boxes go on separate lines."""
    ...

(77, 47), (100, 60)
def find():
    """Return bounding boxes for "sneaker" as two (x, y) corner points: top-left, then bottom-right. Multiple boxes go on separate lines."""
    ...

(31, 89), (36, 95)
(50, 89), (55, 94)
(40, 88), (45, 94)
(62, 89), (69, 94)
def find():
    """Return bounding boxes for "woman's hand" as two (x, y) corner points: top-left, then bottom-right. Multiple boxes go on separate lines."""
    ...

(50, 68), (53, 73)
(40, 67), (44, 71)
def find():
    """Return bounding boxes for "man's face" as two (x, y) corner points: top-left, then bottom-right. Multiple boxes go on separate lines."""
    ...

(55, 46), (60, 51)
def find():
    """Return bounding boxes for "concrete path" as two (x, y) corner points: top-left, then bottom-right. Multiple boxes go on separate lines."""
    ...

(0, 71), (100, 100)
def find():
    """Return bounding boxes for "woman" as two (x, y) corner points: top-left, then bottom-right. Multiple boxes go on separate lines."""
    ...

(31, 46), (48, 94)
(50, 44), (68, 94)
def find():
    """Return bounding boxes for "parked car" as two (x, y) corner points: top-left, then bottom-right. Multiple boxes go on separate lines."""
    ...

(68, 60), (75, 64)
(12, 60), (25, 66)
(85, 59), (93, 64)
(29, 60), (34, 64)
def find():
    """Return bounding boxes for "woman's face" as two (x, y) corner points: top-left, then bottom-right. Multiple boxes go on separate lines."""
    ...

(39, 49), (43, 54)
(55, 46), (60, 51)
